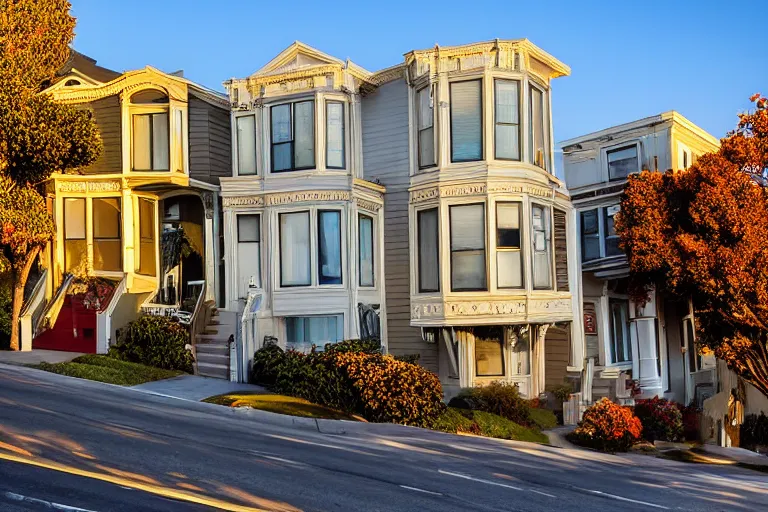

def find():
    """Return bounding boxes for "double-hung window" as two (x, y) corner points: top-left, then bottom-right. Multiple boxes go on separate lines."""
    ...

(236, 115), (257, 175)
(607, 145), (638, 180)
(358, 214), (374, 287)
(496, 202), (523, 288)
(63, 198), (86, 272)
(495, 79), (520, 160)
(325, 101), (345, 169)
(604, 206), (622, 257)
(279, 212), (311, 286)
(271, 100), (315, 172)
(237, 215), (261, 297)
(92, 198), (122, 272)
(417, 208), (440, 293)
(531, 205), (552, 289)
(286, 315), (343, 351)
(528, 86), (546, 169)
(609, 299), (631, 363)
(318, 210), (342, 285)
(581, 209), (600, 261)
(450, 204), (486, 291)
(450, 80), (482, 162)
(417, 87), (435, 167)
(133, 113), (169, 171)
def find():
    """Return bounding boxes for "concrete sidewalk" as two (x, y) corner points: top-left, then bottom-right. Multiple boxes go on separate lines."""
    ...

(130, 374), (266, 401)
(0, 349), (83, 366)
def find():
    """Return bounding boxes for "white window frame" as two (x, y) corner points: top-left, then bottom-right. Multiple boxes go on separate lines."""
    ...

(604, 142), (641, 182)
(127, 88), (185, 174)
(325, 100), (346, 170)
(358, 212), (375, 288)
(235, 113), (258, 176)
(269, 98), (316, 173)
(527, 82), (548, 170)
(236, 213), (262, 295)
(531, 203), (553, 290)
(449, 78), (484, 164)
(448, 202), (488, 292)
(284, 314), (345, 351)
(416, 85), (436, 169)
(415, 205), (441, 294)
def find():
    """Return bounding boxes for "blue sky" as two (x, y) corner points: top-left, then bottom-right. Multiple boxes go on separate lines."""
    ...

(70, 0), (765, 144)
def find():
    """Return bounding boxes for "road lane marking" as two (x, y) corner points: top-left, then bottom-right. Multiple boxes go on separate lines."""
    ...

(529, 489), (556, 498)
(4, 491), (100, 512)
(399, 485), (443, 496)
(438, 469), (524, 491)
(574, 487), (669, 509)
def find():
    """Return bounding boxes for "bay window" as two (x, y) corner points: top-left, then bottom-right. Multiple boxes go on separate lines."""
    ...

(581, 209), (600, 261)
(137, 198), (156, 276)
(133, 113), (169, 171)
(92, 198), (122, 272)
(279, 211), (311, 287)
(358, 214), (374, 287)
(450, 80), (482, 162)
(325, 101), (345, 169)
(604, 206), (622, 256)
(63, 198), (86, 272)
(450, 203), (486, 291)
(609, 299), (631, 363)
(494, 79), (520, 160)
(418, 208), (440, 293)
(607, 145), (638, 181)
(318, 210), (342, 285)
(237, 215), (261, 296)
(174, 110), (184, 172)
(496, 202), (523, 288)
(417, 87), (435, 168)
(271, 100), (315, 172)
(236, 115), (257, 175)
(531, 205), (552, 289)
(286, 315), (343, 351)
(528, 85), (546, 169)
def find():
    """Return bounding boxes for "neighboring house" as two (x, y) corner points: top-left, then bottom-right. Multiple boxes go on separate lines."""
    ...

(220, 43), (386, 381)
(561, 112), (720, 406)
(361, 40), (584, 400)
(21, 52), (230, 366)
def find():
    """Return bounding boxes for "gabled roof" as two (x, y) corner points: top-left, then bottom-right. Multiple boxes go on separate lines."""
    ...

(52, 50), (121, 86)
(249, 41), (371, 79)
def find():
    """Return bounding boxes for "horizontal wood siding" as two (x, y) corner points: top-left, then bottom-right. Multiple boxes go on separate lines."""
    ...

(188, 95), (231, 185)
(554, 208), (569, 292)
(77, 95), (121, 174)
(545, 325), (571, 390)
(362, 80), (437, 371)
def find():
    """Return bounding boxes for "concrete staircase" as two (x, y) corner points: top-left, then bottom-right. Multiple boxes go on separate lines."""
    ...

(194, 308), (235, 380)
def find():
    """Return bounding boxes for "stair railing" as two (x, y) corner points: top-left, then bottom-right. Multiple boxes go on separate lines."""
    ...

(19, 269), (49, 351)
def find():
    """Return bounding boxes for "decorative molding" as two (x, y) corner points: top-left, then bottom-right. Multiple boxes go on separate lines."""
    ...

(410, 187), (439, 203)
(446, 300), (527, 317)
(48, 68), (188, 104)
(410, 183), (555, 203)
(222, 196), (264, 208)
(441, 183), (487, 197)
(411, 297), (572, 322)
(412, 303), (444, 320)
(202, 192), (214, 220)
(57, 180), (121, 193)
(266, 190), (350, 206)
(355, 198), (382, 212)
(369, 64), (406, 86)
(528, 298), (572, 315)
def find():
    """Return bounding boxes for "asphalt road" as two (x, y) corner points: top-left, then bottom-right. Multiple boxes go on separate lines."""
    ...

(0, 363), (766, 511)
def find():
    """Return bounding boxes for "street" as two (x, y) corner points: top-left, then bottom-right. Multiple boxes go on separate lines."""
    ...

(0, 363), (765, 511)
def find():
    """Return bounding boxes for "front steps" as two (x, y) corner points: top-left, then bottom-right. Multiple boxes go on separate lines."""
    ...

(194, 308), (235, 380)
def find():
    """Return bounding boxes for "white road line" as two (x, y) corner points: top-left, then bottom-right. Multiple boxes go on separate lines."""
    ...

(4, 491), (100, 512)
(438, 469), (524, 491)
(529, 489), (556, 498)
(263, 455), (304, 465)
(574, 487), (669, 509)
(399, 485), (443, 496)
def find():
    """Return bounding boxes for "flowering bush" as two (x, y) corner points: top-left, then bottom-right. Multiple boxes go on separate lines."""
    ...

(568, 398), (643, 452)
(634, 396), (684, 442)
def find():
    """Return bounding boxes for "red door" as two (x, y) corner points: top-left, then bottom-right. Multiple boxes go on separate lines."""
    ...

(33, 295), (98, 353)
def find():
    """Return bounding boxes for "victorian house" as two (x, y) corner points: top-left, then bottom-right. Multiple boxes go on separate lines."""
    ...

(220, 43), (386, 381)
(361, 40), (584, 399)
(561, 112), (720, 407)
(20, 52), (230, 369)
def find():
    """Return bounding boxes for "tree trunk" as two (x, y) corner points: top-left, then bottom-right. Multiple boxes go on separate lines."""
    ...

(9, 246), (40, 351)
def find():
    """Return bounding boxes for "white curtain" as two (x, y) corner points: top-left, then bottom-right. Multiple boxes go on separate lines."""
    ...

(326, 102), (345, 168)
(450, 204), (486, 290)
(237, 115), (257, 175)
(529, 87), (545, 168)
(280, 212), (310, 286)
(450, 80), (482, 162)
(152, 113), (169, 170)
(418, 209), (439, 292)
(286, 315), (342, 350)
(495, 80), (519, 160)
(132, 115), (151, 170)
(294, 101), (315, 168)
(318, 211), (341, 284)
(358, 215), (374, 287)
(532, 205), (552, 289)
(418, 87), (434, 167)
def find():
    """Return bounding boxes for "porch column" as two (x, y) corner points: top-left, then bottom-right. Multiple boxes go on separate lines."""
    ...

(455, 329), (475, 388)
(202, 192), (216, 303)
(532, 324), (550, 397)
(630, 289), (663, 395)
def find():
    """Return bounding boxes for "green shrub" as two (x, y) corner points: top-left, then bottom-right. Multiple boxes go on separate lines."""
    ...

(634, 396), (683, 442)
(549, 383), (574, 405)
(529, 407), (558, 430)
(451, 381), (532, 426)
(108, 315), (193, 372)
(742, 412), (768, 450)
(432, 407), (481, 435)
(568, 398), (643, 452)
(36, 356), (181, 386)
(251, 343), (286, 387)
(324, 338), (381, 354)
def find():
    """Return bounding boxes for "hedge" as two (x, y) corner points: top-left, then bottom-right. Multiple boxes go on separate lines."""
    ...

(109, 315), (193, 373)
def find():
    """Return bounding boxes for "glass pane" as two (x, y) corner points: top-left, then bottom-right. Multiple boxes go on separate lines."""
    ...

(529, 87), (545, 168)
(497, 250), (522, 288)
(272, 143), (292, 172)
(359, 215), (374, 287)
(418, 87), (432, 129)
(94, 240), (121, 271)
(581, 210), (598, 234)
(237, 215), (260, 243)
(326, 102), (345, 169)
(138, 199), (156, 276)
(450, 80), (482, 162)
(532, 206), (551, 289)
(583, 235), (601, 261)
(131, 90), (168, 104)
(280, 212), (311, 286)
(271, 105), (291, 143)
(237, 115), (257, 175)
(611, 301), (629, 363)
(452, 250), (486, 290)
(512, 331), (530, 376)
(605, 237), (622, 257)
(174, 110), (183, 172)
(419, 127), (435, 167)
(418, 209), (439, 292)
(450, 204), (485, 251)
(132, 115), (151, 170)
(495, 124), (520, 160)
(496, 203), (520, 248)
(318, 211), (342, 285)
(286, 315), (343, 349)
(495, 80), (519, 124)
(238, 241), (260, 295)
(65, 240), (87, 272)
(152, 113), (169, 170)
(608, 146), (638, 180)
(475, 337), (504, 376)
(93, 198), (120, 239)
(294, 101), (315, 169)
(64, 198), (86, 239)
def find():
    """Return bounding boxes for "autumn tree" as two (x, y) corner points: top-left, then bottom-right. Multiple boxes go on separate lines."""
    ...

(0, 0), (101, 350)
(616, 94), (768, 398)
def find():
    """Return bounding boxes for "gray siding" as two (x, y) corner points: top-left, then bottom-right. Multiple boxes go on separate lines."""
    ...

(188, 94), (232, 185)
(545, 326), (571, 391)
(362, 79), (437, 371)
(78, 95), (121, 174)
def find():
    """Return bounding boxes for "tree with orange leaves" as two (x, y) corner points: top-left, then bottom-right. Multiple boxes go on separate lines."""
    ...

(615, 94), (768, 398)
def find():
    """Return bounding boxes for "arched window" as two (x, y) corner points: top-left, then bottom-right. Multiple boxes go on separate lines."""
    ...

(130, 89), (169, 104)
(131, 89), (170, 171)
(64, 79), (81, 86)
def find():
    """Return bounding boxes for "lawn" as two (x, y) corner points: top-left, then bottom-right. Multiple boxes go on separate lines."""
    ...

(204, 392), (359, 421)
(433, 407), (550, 444)
(34, 354), (183, 386)
(529, 407), (558, 430)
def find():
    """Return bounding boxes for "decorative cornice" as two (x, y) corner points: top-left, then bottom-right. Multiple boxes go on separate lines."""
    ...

(223, 190), (351, 208)
(355, 198), (382, 212)
(410, 182), (554, 203)
(57, 180), (122, 193)
(222, 196), (264, 207)
(369, 64), (406, 86)
(47, 68), (188, 104)
(411, 296), (572, 321)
